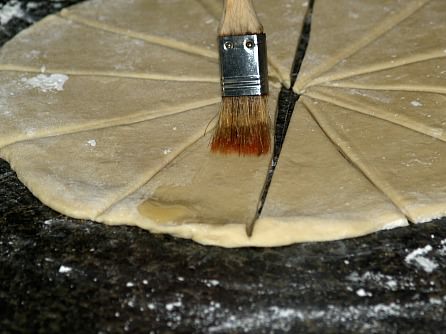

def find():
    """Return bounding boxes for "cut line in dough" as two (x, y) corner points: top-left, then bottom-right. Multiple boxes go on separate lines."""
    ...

(0, 64), (219, 83)
(305, 86), (446, 142)
(1, 0), (445, 247)
(59, 11), (218, 60)
(295, 0), (430, 91)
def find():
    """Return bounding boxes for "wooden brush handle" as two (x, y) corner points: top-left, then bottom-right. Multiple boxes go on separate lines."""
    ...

(219, 0), (263, 36)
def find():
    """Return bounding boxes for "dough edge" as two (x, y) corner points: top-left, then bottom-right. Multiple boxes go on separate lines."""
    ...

(4, 161), (408, 248)
(95, 208), (409, 248)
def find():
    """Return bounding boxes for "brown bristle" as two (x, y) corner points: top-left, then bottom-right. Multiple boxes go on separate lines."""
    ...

(219, 0), (263, 36)
(211, 95), (271, 156)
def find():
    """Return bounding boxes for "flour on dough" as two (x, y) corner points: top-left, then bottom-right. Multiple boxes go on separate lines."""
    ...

(292, 0), (446, 227)
(0, 0), (445, 247)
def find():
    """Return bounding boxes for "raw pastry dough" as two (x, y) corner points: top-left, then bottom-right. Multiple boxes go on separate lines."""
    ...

(303, 97), (446, 223)
(0, 0), (299, 247)
(294, 0), (433, 91)
(258, 102), (407, 244)
(0, 15), (219, 82)
(1, 106), (221, 218)
(0, 0), (445, 247)
(270, 0), (446, 236)
(0, 73), (220, 147)
(59, 0), (307, 86)
(98, 93), (279, 247)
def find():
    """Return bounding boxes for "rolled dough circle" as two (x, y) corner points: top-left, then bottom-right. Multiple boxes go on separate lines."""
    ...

(0, 0), (445, 247)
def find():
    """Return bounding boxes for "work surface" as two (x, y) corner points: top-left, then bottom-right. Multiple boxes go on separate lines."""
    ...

(1, 1), (446, 333)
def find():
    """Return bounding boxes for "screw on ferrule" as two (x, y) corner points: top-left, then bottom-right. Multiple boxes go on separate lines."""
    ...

(218, 34), (269, 97)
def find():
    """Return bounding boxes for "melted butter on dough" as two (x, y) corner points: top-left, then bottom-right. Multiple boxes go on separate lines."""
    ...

(138, 199), (198, 225)
(1, 0), (445, 247)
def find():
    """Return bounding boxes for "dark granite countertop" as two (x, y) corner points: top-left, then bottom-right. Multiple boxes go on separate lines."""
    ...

(1, 1), (446, 333)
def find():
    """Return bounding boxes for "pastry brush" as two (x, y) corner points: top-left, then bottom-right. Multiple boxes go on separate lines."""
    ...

(211, 0), (270, 155)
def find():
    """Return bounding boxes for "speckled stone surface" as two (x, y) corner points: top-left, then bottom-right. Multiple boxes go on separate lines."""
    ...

(1, 1), (446, 333)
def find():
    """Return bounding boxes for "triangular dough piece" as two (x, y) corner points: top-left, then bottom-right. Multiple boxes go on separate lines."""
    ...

(307, 0), (446, 86)
(61, 0), (219, 58)
(197, 0), (308, 87)
(0, 73), (219, 147)
(304, 97), (446, 223)
(0, 0), (290, 248)
(97, 90), (279, 247)
(0, 15), (218, 81)
(324, 58), (446, 95)
(256, 0), (308, 87)
(291, 0), (446, 230)
(0, 105), (218, 219)
(5, 0), (441, 247)
(98, 134), (270, 247)
(305, 85), (446, 141)
(258, 101), (407, 244)
(294, 0), (429, 91)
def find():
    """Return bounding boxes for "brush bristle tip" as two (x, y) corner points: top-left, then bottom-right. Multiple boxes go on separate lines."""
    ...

(211, 95), (271, 156)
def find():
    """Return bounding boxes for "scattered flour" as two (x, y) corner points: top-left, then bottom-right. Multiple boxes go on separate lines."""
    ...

(165, 300), (182, 311)
(162, 148), (172, 155)
(26, 2), (40, 10)
(58, 265), (72, 273)
(348, 11), (359, 19)
(0, 1), (25, 25)
(347, 271), (405, 291)
(439, 239), (446, 256)
(25, 127), (36, 136)
(206, 299), (445, 333)
(22, 74), (69, 92)
(127, 297), (136, 308)
(42, 218), (68, 226)
(410, 100), (423, 107)
(25, 49), (41, 60)
(356, 288), (372, 297)
(405, 245), (438, 273)
(43, 219), (53, 225)
(203, 279), (220, 288)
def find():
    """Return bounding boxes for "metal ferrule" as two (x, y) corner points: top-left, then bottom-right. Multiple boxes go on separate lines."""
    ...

(219, 33), (268, 97)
